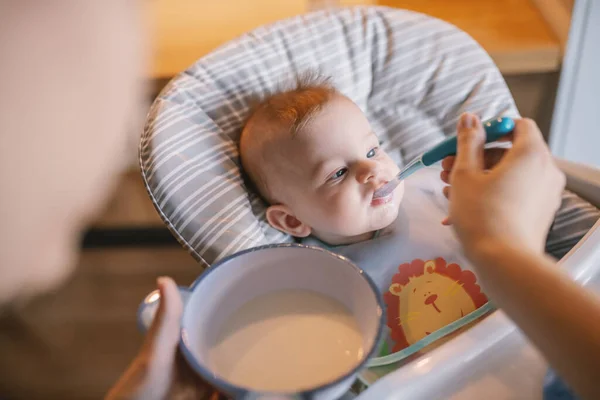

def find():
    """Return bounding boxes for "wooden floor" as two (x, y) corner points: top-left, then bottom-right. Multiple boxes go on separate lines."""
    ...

(0, 248), (204, 399)
(91, 169), (163, 228)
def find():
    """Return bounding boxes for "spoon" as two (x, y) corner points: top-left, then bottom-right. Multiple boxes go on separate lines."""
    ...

(373, 117), (516, 199)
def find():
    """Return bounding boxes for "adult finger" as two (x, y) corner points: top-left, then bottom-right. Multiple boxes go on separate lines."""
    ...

(483, 148), (507, 169)
(506, 119), (544, 156)
(441, 155), (455, 171)
(143, 277), (183, 364)
(441, 147), (506, 174)
(134, 278), (183, 398)
(453, 113), (486, 174)
(495, 118), (546, 169)
(441, 170), (451, 184)
(105, 277), (183, 400)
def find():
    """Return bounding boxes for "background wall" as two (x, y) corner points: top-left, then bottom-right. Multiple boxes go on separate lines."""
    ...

(550, 0), (600, 167)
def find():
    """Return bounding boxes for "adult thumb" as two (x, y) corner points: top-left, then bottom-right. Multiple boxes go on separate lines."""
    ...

(105, 277), (183, 400)
(454, 113), (485, 174)
(142, 277), (183, 367)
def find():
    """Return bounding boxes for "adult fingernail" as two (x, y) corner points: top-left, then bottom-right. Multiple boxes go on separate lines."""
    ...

(459, 113), (475, 130)
(156, 276), (167, 288)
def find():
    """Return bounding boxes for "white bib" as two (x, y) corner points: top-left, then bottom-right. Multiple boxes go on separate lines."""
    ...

(303, 167), (491, 359)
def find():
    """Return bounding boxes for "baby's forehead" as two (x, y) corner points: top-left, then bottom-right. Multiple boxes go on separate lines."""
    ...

(252, 133), (317, 189)
(242, 91), (369, 172)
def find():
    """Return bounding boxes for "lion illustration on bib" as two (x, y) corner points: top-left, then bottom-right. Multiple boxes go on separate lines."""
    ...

(383, 258), (488, 352)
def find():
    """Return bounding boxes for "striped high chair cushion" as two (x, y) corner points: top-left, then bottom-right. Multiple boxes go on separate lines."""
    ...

(140, 6), (519, 267)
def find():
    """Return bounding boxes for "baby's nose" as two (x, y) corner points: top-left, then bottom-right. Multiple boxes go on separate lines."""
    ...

(356, 161), (380, 184)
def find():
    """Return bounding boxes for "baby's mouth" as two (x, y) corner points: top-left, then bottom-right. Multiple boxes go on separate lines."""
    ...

(371, 183), (394, 206)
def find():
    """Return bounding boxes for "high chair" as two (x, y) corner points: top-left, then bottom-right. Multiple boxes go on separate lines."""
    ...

(139, 6), (600, 398)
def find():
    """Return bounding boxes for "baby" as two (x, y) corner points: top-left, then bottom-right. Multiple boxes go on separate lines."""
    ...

(240, 74), (405, 246)
(240, 73), (600, 359)
(240, 73), (494, 357)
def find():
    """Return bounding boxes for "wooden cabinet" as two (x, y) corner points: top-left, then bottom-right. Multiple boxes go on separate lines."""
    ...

(146, 0), (307, 79)
(348, 0), (562, 74)
(146, 0), (565, 78)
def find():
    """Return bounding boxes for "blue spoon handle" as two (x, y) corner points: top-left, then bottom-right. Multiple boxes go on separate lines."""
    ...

(421, 117), (515, 166)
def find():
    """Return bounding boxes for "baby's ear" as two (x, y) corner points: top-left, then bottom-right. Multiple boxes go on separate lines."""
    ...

(265, 205), (311, 238)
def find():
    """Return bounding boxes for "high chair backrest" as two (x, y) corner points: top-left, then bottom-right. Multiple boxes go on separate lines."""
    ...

(140, 6), (518, 268)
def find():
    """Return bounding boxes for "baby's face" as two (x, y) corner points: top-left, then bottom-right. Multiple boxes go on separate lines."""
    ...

(265, 95), (404, 244)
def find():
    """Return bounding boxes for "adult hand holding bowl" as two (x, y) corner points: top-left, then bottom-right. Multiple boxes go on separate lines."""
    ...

(136, 245), (384, 399)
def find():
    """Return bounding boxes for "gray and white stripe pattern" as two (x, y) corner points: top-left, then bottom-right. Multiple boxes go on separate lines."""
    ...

(547, 191), (600, 259)
(140, 6), (598, 268)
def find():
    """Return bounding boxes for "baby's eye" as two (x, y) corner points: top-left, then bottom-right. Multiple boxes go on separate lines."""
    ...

(367, 147), (378, 158)
(330, 168), (348, 180)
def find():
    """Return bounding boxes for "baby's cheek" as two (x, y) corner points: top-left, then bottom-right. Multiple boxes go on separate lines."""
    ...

(340, 198), (370, 231)
(321, 193), (358, 224)
(383, 154), (401, 173)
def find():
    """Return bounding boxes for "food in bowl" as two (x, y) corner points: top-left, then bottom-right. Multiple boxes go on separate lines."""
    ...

(209, 289), (364, 392)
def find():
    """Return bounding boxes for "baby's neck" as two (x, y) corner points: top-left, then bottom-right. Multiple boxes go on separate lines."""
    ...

(313, 230), (376, 247)
(304, 201), (403, 246)
(312, 218), (398, 246)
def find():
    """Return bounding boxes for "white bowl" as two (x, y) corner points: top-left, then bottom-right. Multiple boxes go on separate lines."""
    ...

(138, 244), (384, 399)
